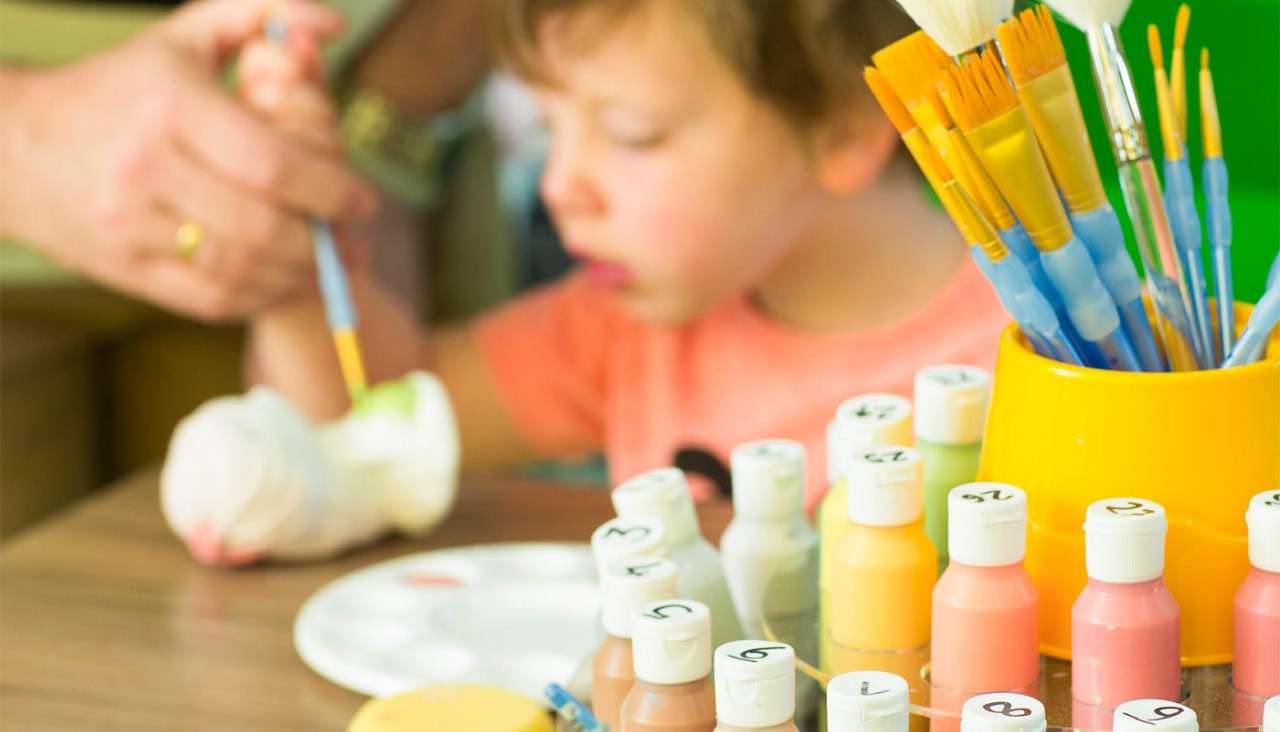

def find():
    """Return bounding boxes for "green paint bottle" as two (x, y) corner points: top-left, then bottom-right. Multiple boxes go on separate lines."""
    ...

(914, 365), (990, 577)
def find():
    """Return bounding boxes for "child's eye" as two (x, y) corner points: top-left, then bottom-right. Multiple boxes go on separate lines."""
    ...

(609, 128), (668, 150)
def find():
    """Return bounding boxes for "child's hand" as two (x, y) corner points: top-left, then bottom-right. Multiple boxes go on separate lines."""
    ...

(238, 30), (340, 156)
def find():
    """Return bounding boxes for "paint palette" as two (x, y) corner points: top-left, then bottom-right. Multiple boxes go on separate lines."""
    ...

(294, 542), (600, 701)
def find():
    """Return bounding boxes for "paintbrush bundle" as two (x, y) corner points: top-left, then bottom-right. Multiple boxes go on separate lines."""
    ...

(869, 1), (1276, 371)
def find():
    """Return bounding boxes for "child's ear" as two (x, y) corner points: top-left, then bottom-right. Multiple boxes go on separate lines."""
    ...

(814, 110), (899, 196)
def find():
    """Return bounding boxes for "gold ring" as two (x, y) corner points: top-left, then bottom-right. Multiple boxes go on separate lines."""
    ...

(175, 221), (204, 260)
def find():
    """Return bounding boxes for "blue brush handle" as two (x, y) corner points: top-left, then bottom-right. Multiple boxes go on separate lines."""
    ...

(310, 219), (357, 330)
(545, 683), (606, 732)
(1039, 237), (1141, 370)
(1269, 249), (1280, 290)
(1223, 279), (1280, 367)
(1069, 206), (1165, 371)
(1204, 157), (1234, 361)
(1164, 157), (1215, 367)
(1000, 225), (1087, 356)
(971, 247), (1081, 364)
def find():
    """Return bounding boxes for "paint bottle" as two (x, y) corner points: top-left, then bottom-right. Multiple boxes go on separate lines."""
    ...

(593, 557), (680, 731)
(930, 483), (1039, 730)
(1234, 490), (1280, 698)
(826, 671), (910, 732)
(722, 439), (818, 640)
(591, 517), (667, 577)
(819, 394), (913, 674)
(828, 446), (934, 699)
(613, 468), (743, 649)
(713, 641), (798, 732)
(960, 693), (1046, 732)
(621, 599), (717, 732)
(914, 365), (990, 577)
(1072, 497), (1180, 725)
(1113, 700), (1197, 732)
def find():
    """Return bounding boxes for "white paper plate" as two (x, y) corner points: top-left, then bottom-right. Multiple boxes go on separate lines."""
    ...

(294, 542), (599, 700)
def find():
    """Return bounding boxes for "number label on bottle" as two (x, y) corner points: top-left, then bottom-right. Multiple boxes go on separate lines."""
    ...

(1105, 500), (1155, 516)
(931, 368), (977, 386)
(1120, 705), (1186, 726)
(727, 645), (786, 663)
(641, 603), (693, 620)
(1265, 492), (1280, 508)
(603, 524), (650, 540)
(849, 401), (902, 422)
(862, 449), (909, 464)
(961, 489), (1011, 503)
(981, 701), (1032, 718)
(860, 681), (888, 696)
(623, 560), (664, 577)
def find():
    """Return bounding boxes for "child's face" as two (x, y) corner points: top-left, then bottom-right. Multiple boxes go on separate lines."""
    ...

(533, 3), (829, 323)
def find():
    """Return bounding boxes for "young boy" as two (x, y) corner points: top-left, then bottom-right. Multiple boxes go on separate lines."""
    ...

(244, 0), (1008, 508)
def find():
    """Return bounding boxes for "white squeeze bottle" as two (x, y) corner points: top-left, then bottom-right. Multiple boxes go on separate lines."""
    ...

(721, 439), (818, 640)
(613, 468), (743, 649)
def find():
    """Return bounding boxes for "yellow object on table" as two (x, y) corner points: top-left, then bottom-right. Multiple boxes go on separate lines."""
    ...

(980, 301), (1280, 665)
(348, 684), (553, 732)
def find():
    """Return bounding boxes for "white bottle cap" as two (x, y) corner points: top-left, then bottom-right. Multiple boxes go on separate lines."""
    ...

(1083, 498), (1168, 583)
(713, 641), (796, 727)
(601, 557), (680, 639)
(913, 365), (991, 445)
(1112, 700), (1198, 732)
(590, 517), (667, 577)
(1247, 490), (1280, 573)
(843, 446), (923, 526)
(1265, 695), (1280, 732)
(731, 439), (806, 520)
(613, 468), (700, 546)
(948, 483), (1027, 567)
(826, 671), (910, 732)
(960, 693), (1046, 732)
(631, 599), (711, 684)
(826, 394), (914, 484)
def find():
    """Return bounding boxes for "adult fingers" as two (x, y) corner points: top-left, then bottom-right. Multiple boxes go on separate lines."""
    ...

(174, 83), (376, 220)
(164, 0), (344, 62)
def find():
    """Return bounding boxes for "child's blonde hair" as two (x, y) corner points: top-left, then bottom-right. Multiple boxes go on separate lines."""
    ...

(489, 0), (913, 131)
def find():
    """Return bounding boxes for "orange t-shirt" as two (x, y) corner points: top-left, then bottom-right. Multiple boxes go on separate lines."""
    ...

(471, 258), (1008, 510)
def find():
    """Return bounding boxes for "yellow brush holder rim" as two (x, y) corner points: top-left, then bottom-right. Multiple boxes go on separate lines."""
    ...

(978, 301), (1280, 665)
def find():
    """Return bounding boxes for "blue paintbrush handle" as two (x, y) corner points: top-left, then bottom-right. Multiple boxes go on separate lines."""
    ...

(1164, 157), (1215, 367)
(1000, 224), (1088, 358)
(310, 219), (357, 331)
(545, 682), (607, 732)
(1039, 237), (1141, 370)
(1223, 279), (1280, 367)
(1203, 157), (1234, 361)
(1069, 206), (1165, 371)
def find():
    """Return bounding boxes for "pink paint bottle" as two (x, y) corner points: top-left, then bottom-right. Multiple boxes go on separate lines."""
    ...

(931, 484), (1039, 730)
(1234, 490), (1280, 699)
(1072, 497), (1181, 726)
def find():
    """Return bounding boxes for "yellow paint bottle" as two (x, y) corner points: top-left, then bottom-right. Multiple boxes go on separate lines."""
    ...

(818, 395), (913, 676)
(828, 445), (935, 720)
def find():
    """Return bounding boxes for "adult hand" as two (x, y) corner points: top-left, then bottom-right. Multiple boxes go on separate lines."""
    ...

(0, 0), (377, 321)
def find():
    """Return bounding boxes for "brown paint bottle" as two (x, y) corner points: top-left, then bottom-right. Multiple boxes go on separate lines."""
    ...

(593, 557), (679, 730)
(620, 599), (716, 732)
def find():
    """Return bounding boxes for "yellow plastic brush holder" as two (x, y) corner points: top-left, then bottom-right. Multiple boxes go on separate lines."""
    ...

(978, 302), (1280, 665)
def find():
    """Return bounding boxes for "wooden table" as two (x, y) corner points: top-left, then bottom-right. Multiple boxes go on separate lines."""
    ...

(0, 468), (733, 730)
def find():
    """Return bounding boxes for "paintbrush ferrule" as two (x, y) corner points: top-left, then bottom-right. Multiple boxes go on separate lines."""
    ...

(1018, 65), (1108, 214)
(1086, 24), (1150, 164)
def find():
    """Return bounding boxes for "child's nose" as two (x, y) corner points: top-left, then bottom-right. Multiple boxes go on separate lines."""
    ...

(539, 140), (604, 218)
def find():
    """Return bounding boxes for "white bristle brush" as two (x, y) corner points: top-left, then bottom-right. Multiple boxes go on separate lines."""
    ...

(892, 0), (1015, 57)
(1041, 0), (1135, 30)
